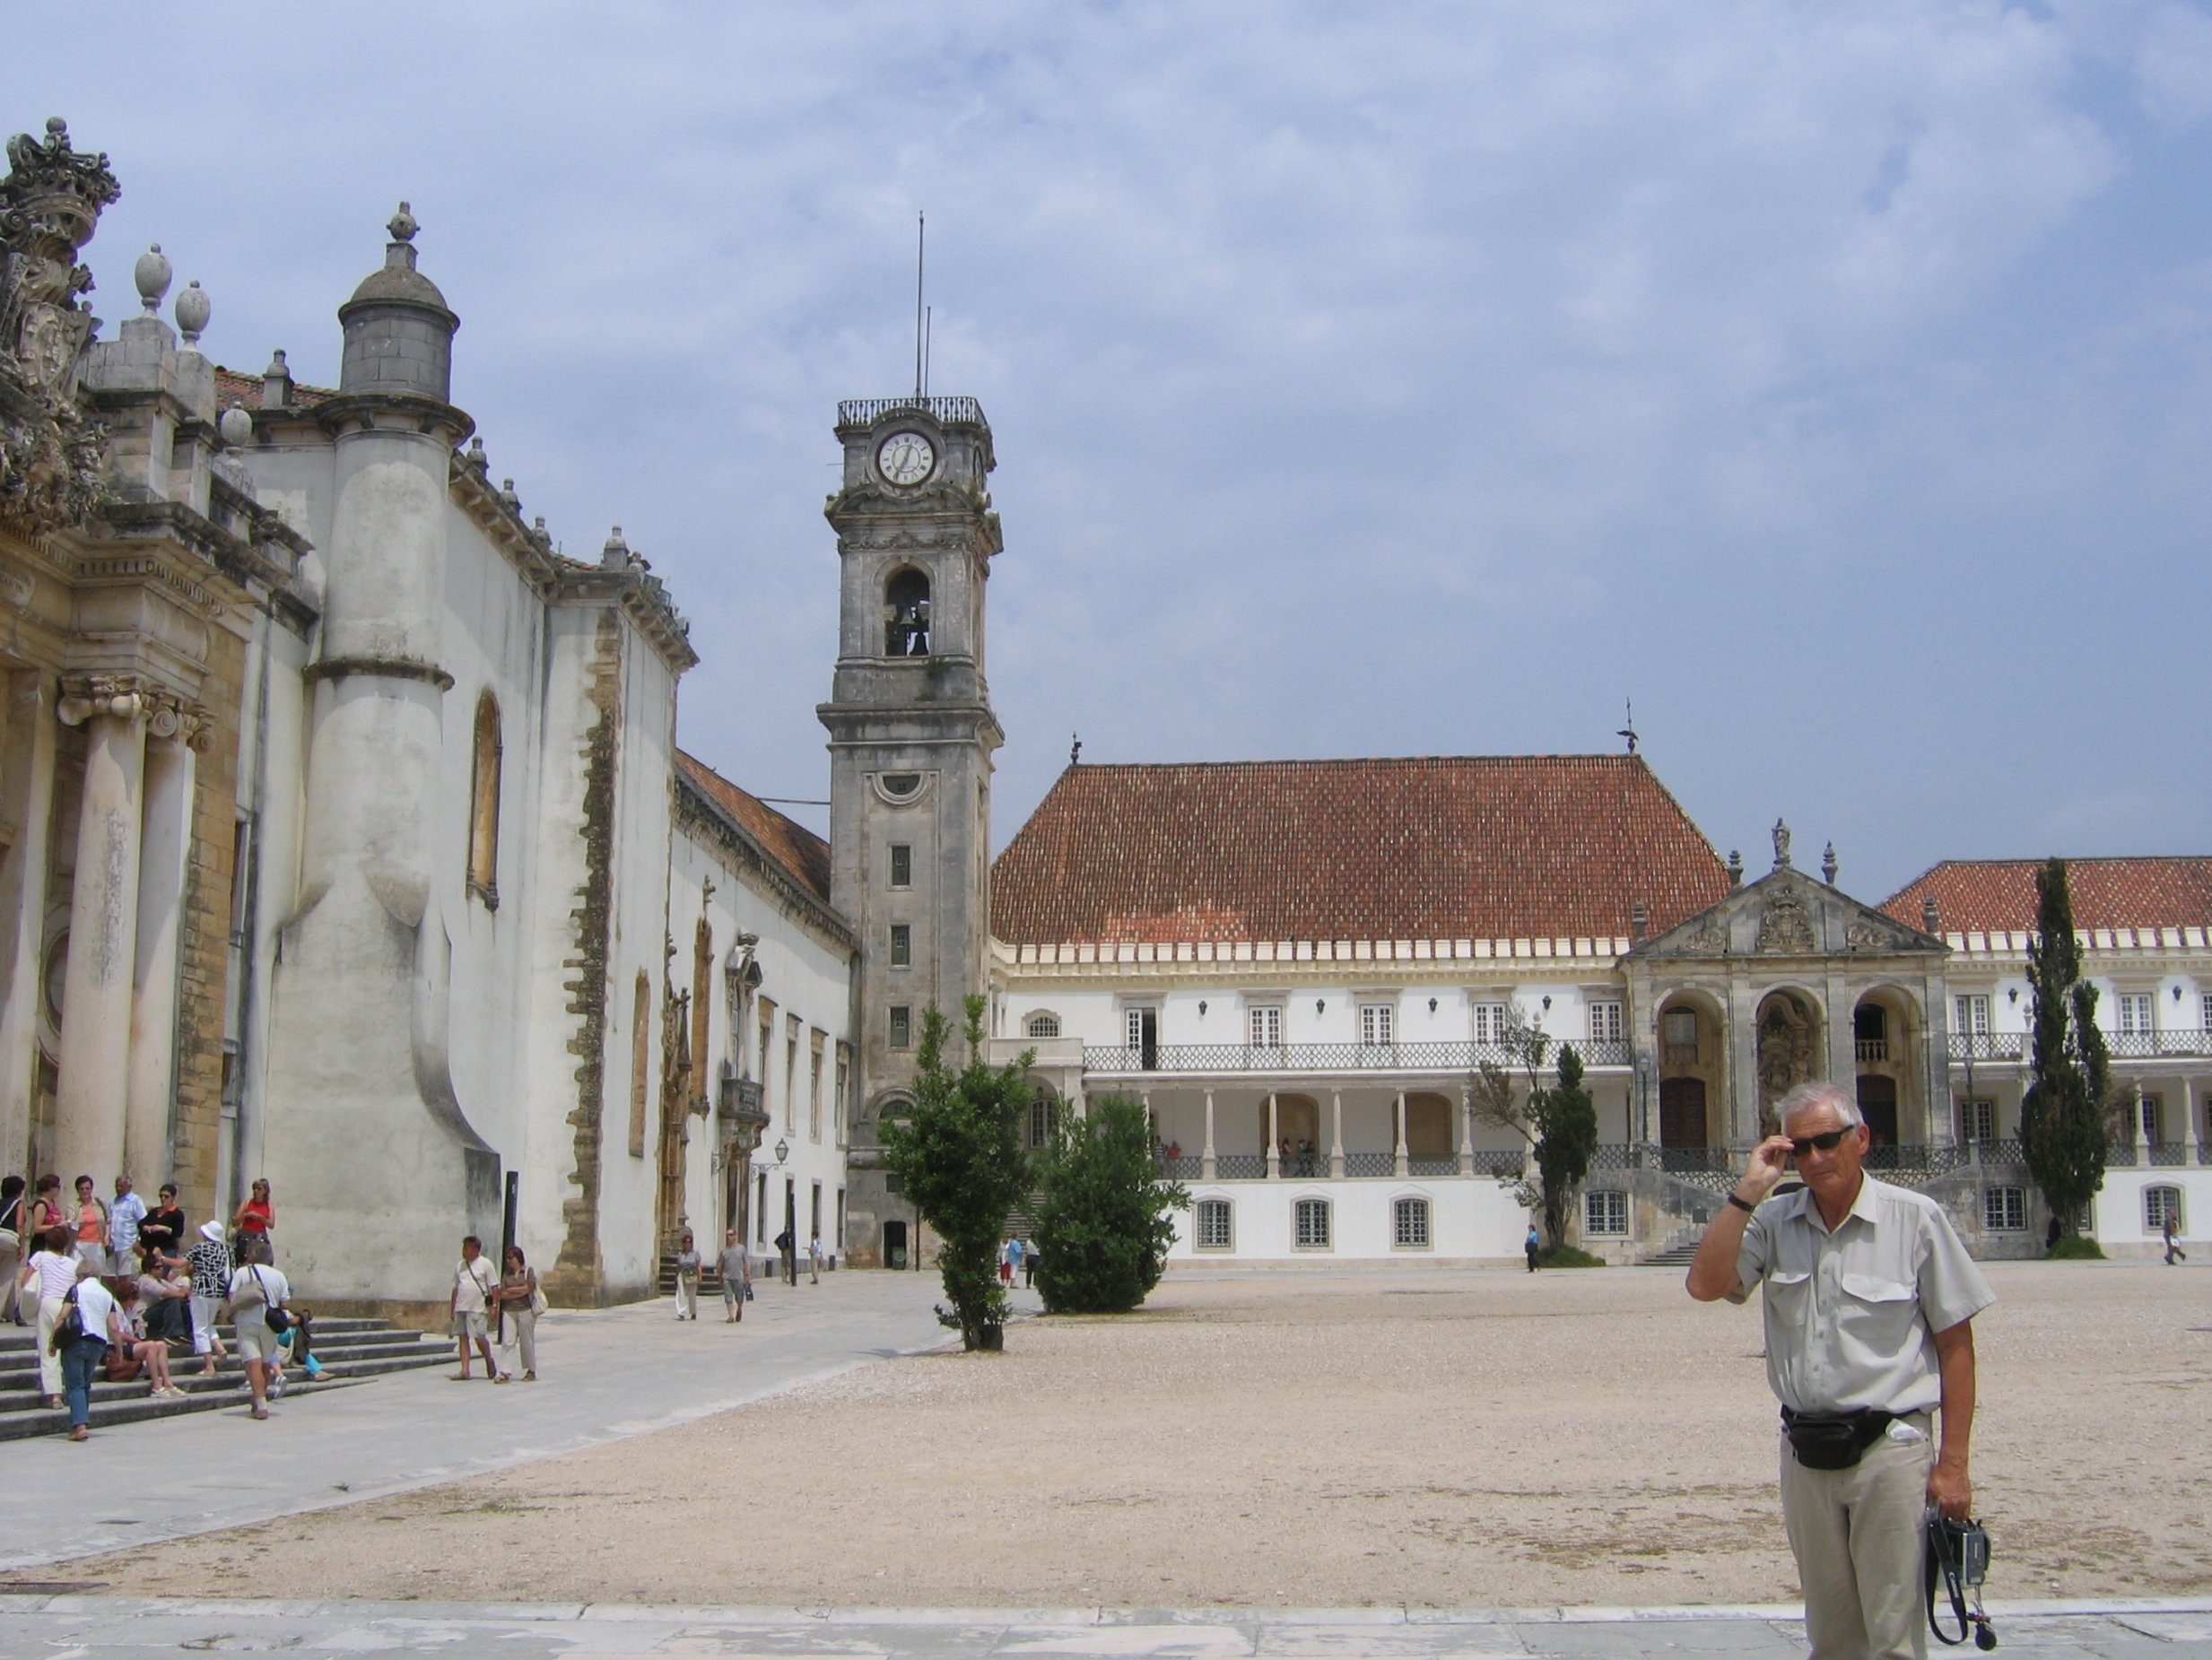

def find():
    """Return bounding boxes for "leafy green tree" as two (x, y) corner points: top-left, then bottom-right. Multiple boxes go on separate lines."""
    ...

(1470, 1012), (1598, 1247)
(1032, 1093), (1189, 1314)
(1533, 1043), (1598, 1248)
(2019, 857), (2114, 1240)
(879, 995), (1032, 1350)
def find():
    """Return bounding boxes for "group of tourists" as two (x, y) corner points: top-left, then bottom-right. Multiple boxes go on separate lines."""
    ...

(669, 1226), (771, 1320)
(447, 1234), (543, 1381)
(4, 1169), (303, 1439)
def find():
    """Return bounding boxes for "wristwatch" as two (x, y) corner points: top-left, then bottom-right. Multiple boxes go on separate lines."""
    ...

(1726, 1191), (1758, 1214)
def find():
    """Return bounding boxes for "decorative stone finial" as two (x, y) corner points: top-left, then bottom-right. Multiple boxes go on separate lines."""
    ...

(500, 478), (522, 513)
(218, 402), (253, 448)
(602, 526), (631, 569)
(1631, 899), (1649, 943)
(134, 244), (170, 314)
(1923, 898), (1941, 934)
(1772, 818), (1792, 869)
(1727, 849), (1743, 887)
(388, 201), (418, 244)
(262, 348), (291, 406)
(1821, 841), (1838, 885)
(173, 278), (209, 345)
(466, 436), (487, 471)
(530, 514), (550, 544)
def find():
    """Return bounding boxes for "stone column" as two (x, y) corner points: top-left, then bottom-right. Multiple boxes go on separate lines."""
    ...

(1200, 1089), (1215, 1181)
(0, 672), (58, 1174)
(1265, 1091), (1279, 1178)
(2180, 1077), (2199, 1167)
(1459, 1082), (1474, 1176)
(54, 688), (150, 1182)
(1393, 1089), (1408, 1178)
(123, 721), (197, 1185)
(2133, 1086), (2151, 1166)
(1329, 1090), (1344, 1178)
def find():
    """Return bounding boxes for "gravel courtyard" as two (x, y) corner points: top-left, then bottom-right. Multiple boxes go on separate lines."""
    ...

(36, 1261), (2212, 1608)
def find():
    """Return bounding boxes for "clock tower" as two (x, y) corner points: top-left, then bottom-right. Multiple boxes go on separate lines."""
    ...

(819, 395), (1004, 1265)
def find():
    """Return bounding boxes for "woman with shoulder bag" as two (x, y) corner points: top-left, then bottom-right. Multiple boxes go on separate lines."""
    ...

(22, 1225), (78, 1408)
(493, 1244), (541, 1382)
(55, 1268), (124, 1440)
(223, 1238), (290, 1421)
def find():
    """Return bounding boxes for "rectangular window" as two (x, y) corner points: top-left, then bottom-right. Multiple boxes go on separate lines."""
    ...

(1589, 1000), (1624, 1044)
(755, 1171), (768, 1244)
(1954, 995), (1990, 1039)
(2139, 1093), (2164, 1143)
(835, 1049), (851, 1149)
(809, 1032), (825, 1143)
(1249, 1004), (1282, 1047)
(1585, 1191), (1630, 1236)
(2203, 992), (2212, 1036)
(884, 1171), (904, 1196)
(1662, 1007), (1698, 1050)
(1958, 1099), (1995, 1144)
(1030, 1095), (1056, 1148)
(1125, 1006), (1158, 1066)
(1025, 1013), (1061, 1039)
(836, 1188), (847, 1251)
(1195, 1198), (1233, 1249)
(1392, 1196), (1431, 1248)
(1984, 1186), (2026, 1231)
(810, 1181), (822, 1240)
(889, 844), (911, 888)
(2118, 993), (2155, 1037)
(1472, 1002), (1509, 1046)
(2147, 1186), (2183, 1231)
(889, 925), (911, 967)
(1293, 1197), (1331, 1249)
(889, 1005), (911, 1048)
(785, 1015), (800, 1132)
(1360, 1003), (1395, 1047)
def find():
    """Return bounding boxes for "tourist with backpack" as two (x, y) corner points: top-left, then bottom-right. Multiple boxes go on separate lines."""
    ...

(52, 1267), (122, 1440)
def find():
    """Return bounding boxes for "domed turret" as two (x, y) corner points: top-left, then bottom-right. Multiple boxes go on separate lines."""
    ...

(336, 201), (459, 401)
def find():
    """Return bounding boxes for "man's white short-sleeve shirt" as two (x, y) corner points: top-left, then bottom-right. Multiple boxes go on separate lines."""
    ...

(1732, 1176), (1995, 1415)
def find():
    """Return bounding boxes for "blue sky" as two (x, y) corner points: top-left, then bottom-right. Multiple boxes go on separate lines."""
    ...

(16, 2), (2211, 901)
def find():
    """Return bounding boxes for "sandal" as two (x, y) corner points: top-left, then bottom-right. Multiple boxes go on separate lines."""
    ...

(494, 1373), (510, 1384)
(522, 1371), (536, 1381)
(67, 1425), (89, 1442)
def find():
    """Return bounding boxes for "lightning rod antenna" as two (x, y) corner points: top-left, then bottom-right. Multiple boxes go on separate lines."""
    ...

(913, 213), (926, 399)
(924, 306), (933, 399)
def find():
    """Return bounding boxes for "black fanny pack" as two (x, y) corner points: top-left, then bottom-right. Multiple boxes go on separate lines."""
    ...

(1781, 1406), (1896, 1470)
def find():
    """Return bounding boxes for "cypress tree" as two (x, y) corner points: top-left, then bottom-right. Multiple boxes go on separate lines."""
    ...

(2019, 857), (2112, 1240)
(1533, 1043), (1598, 1247)
(1032, 1094), (1189, 1314)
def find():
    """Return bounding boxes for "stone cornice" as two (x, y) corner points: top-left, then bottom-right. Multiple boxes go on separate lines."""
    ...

(551, 563), (699, 677)
(993, 934), (1634, 973)
(311, 390), (474, 447)
(673, 775), (857, 956)
(303, 654), (456, 692)
(57, 672), (214, 749)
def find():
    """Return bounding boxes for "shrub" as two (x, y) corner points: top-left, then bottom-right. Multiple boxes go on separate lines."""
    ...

(1032, 1094), (1189, 1315)
(1537, 1243), (1607, 1269)
(2048, 1234), (2104, 1260)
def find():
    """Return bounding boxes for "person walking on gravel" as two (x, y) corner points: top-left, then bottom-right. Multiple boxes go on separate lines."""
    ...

(1687, 1081), (1994, 1660)
(449, 1235), (499, 1380)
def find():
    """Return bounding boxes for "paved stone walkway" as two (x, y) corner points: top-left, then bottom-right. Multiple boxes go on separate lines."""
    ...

(0, 1595), (2207, 1657)
(0, 1265), (1000, 1574)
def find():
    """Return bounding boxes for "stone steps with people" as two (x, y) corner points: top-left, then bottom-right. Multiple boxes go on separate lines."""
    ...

(0, 1315), (448, 1439)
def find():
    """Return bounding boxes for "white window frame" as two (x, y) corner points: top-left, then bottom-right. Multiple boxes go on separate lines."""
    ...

(2117, 993), (2155, 1037)
(1194, 1197), (1233, 1250)
(1585, 1190), (1629, 1237)
(2147, 1186), (2183, 1232)
(1589, 1000), (1624, 1044)
(1359, 1002), (1395, 1047)
(1954, 995), (1990, 1039)
(1248, 1004), (1283, 1049)
(1958, 1098), (1995, 1144)
(1984, 1186), (2026, 1231)
(1124, 1005), (1158, 1052)
(1293, 1196), (1331, 1250)
(1024, 1013), (1060, 1039)
(1391, 1195), (1431, 1249)
(1471, 1002), (1510, 1046)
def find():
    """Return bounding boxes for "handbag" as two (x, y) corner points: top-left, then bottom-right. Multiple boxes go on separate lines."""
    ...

(1780, 1406), (1894, 1472)
(252, 1266), (293, 1334)
(528, 1272), (547, 1316)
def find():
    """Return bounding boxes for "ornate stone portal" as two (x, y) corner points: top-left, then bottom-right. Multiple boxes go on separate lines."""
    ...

(1755, 991), (1819, 1136)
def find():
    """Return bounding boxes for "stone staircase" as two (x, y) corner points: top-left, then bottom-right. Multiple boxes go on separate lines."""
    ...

(0, 1314), (448, 1440)
(1636, 1227), (1703, 1268)
(655, 1253), (726, 1297)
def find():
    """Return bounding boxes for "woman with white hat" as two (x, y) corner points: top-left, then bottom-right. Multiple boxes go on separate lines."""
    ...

(186, 1220), (232, 1378)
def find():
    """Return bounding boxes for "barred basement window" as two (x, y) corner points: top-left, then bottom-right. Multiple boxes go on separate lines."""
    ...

(1585, 1190), (1630, 1236)
(1983, 1186), (2026, 1231)
(889, 843), (911, 888)
(1195, 1198), (1233, 1250)
(889, 1005), (911, 1048)
(1392, 1196), (1431, 1248)
(890, 924), (910, 968)
(1293, 1197), (1331, 1249)
(2147, 1186), (2183, 1232)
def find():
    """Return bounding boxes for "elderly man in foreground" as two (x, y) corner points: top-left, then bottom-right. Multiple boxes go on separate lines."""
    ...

(1687, 1080), (1994, 1660)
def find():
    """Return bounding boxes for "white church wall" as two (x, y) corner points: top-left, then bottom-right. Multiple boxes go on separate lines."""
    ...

(1168, 1177), (1531, 1263)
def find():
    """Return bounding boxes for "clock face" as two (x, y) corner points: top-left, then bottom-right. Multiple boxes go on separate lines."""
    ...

(876, 431), (936, 486)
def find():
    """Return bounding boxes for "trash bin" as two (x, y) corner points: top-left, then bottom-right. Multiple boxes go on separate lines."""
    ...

(889, 1244), (908, 1269)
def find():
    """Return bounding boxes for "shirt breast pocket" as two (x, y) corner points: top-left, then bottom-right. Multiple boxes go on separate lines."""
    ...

(1838, 1273), (1918, 1354)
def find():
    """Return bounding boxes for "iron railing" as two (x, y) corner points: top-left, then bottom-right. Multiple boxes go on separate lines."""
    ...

(1948, 1035), (2025, 1062)
(1159, 1155), (1202, 1180)
(2149, 1143), (2190, 1167)
(1949, 1029), (2212, 1063)
(1344, 1152), (1395, 1178)
(836, 395), (987, 430)
(1472, 1151), (1528, 1180)
(1083, 1039), (1633, 1075)
(1215, 1153), (1266, 1180)
(1408, 1157), (1461, 1178)
(1864, 1144), (1973, 1179)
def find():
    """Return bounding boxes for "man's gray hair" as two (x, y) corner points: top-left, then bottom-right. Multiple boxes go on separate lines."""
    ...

(1777, 1080), (1863, 1130)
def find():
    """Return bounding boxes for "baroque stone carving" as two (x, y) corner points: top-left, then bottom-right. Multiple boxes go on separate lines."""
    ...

(1845, 919), (1890, 952)
(1757, 891), (1816, 953)
(0, 119), (119, 535)
(1755, 992), (1818, 1135)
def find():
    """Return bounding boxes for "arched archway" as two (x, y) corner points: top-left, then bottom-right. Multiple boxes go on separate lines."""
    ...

(884, 567), (931, 656)
(1405, 1091), (1453, 1160)
(1258, 1094), (1322, 1173)
(1755, 988), (1823, 1139)
(1852, 985), (1922, 1149)
(1656, 989), (1726, 1151)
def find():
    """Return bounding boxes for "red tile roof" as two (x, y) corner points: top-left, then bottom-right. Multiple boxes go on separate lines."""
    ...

(1882, 857), (2212, 934)
(988, 756), (1729, 945)
(213, 367), (335, 409)
(675, 751), (832, 905)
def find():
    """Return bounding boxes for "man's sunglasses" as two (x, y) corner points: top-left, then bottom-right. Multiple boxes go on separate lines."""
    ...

(1789, 1129), (1853, 1156)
